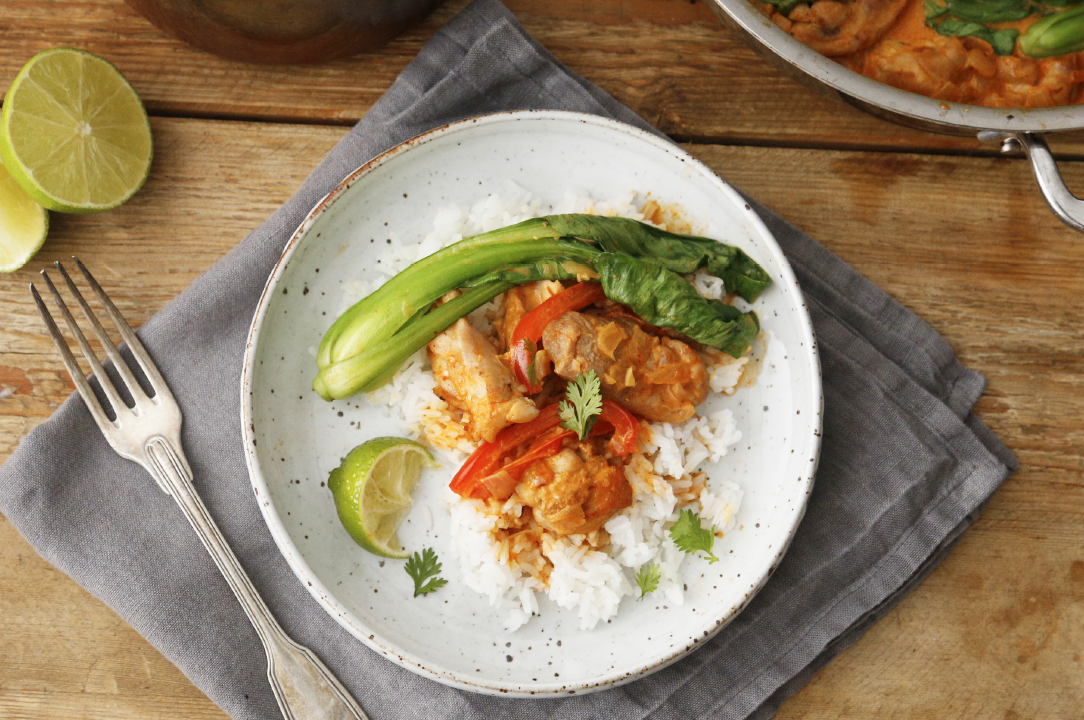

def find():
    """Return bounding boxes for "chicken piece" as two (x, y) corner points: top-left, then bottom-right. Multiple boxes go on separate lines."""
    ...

(428, 318), (539, 443)
(516, 443), (632, 536)
(994, 54), (1081, 108)
(844, 34), (1083, 107)
(768, 0), (907, 57)
(494, 280), (565, 351)
(543, 312), (709, 423)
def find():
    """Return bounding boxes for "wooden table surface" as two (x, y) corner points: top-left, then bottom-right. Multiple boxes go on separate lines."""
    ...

(2, 1), (1084, 718)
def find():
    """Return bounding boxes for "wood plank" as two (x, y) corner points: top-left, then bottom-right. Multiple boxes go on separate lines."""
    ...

(0, 516), (227, 720)
(2, 117), (1084, 717)
(7, 0), (1084, 156)
(0, 117), (344, 457)
(777, 493), (1084, 718)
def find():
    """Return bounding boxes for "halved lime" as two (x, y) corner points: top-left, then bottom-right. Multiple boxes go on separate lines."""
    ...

(0, 159), (48, 272)
(0, 48), (152, 214)
(327, 437), (437, 559)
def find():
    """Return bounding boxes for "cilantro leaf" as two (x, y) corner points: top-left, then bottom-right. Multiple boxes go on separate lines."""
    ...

(635, 563), (661, 600)
(404, 547), (448, 597)
(558, 369), (603, 441)
(669, 509), (720, 564)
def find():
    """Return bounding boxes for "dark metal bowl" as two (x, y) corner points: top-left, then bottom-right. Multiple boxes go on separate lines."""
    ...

(125, 0), (443, 64)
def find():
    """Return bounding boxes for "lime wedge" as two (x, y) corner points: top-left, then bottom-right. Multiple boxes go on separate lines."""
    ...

(0, 159), (48, 272)
(0, 48), (152, 214)
(327, 437), (437, 559)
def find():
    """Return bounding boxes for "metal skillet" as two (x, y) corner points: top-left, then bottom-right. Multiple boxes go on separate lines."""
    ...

(708, 0), (1084, 231)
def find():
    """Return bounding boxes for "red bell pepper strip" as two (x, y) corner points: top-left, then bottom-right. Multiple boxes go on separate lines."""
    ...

(449, 398), (640, 500)
(510, 282), (606, 392)
(476, 426), (575, 501)
(509, 340), (540, 394)
(599, 399), (639, 456)
(449, 404), (563, 498)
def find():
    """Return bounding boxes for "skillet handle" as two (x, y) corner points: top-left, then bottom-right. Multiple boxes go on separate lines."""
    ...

(1008, 132), (1084, 232)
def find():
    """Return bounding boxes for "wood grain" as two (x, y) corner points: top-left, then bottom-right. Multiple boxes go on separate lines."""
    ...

(1, 116), (1082, 718)
(0, 117), (343, 462)
(8, 0), (1084, 158)
(0, 517), (227, 720)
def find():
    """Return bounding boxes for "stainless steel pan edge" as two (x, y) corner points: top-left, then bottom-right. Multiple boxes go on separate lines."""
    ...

(708, 0), (1084, 230)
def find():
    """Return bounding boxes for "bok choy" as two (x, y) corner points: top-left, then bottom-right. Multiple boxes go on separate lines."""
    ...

(1019, 4), (1084, 58)
(595, 252), (760, 358)
(312, 214), (772, 401)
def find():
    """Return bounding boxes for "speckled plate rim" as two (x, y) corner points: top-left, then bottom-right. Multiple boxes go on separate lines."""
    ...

(241, 110), (824, 696)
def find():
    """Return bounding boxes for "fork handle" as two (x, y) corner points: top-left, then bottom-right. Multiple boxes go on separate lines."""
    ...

(144, 436), (368, 720)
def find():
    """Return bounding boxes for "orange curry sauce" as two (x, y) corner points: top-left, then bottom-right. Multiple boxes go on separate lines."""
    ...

(760, 0), (1084, 107)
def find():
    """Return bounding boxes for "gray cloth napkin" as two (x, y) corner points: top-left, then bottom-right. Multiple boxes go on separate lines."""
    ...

(0, 1), (1016, 718)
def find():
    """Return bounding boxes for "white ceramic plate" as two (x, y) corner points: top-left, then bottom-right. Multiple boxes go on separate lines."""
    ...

(241, 111), (822, 696)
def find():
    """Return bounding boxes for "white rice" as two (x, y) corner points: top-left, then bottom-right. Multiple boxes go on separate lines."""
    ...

(353, 184), (752, 630)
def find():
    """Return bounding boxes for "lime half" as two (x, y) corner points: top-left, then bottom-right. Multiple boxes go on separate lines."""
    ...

(0, 159), (48, 272)
(327, 437), (437, 559)
(0, 48), (152, 214)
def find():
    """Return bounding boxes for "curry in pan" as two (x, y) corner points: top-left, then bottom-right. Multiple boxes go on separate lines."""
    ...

(757, 0), (1084, 107)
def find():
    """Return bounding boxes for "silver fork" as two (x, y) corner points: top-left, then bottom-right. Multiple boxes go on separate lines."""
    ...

(32, 259), (368, 720)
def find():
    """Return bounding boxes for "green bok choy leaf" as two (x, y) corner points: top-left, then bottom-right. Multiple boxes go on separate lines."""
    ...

(313, 214), (771, 401)
(595, 252), (760, 358)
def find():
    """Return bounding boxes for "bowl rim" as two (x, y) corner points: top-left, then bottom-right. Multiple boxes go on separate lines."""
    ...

(240, 109), (824, 696)
(709, 0), (1084, 134)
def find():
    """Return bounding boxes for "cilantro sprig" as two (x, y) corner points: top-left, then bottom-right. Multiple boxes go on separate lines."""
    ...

(635, 563), (661, 600)
(669, 510), (720, 564)
(404, 547), (448, 597)
(558, 369), (603, 441)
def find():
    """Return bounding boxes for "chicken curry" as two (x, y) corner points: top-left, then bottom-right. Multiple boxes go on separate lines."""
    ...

(758, 0), (1084, 107)
(433, 280), (719, 537)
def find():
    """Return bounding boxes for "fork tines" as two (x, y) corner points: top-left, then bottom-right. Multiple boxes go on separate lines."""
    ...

(31, 259), (165, 432)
